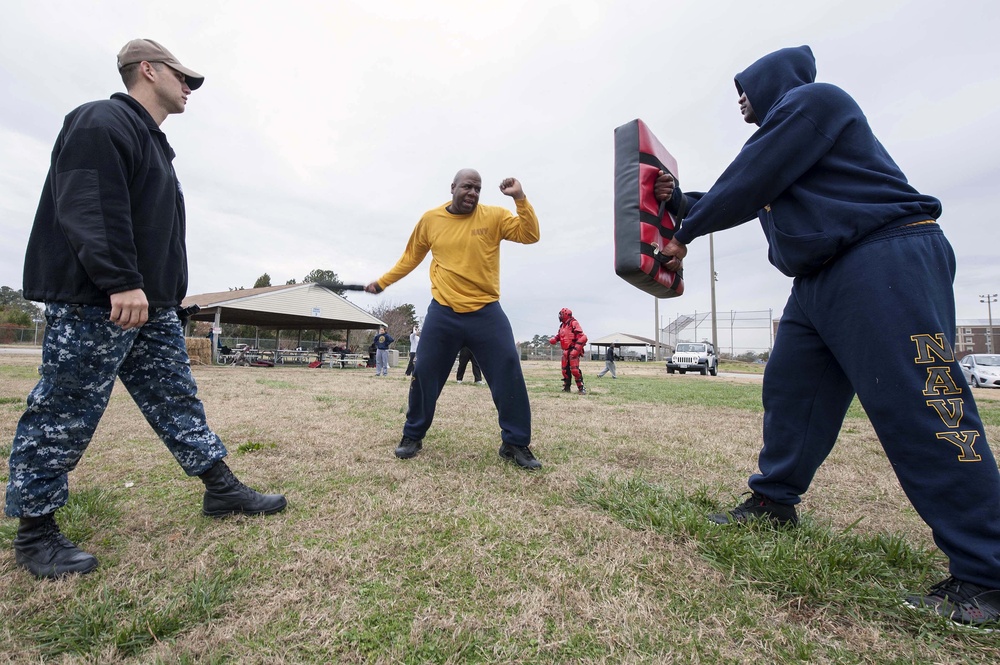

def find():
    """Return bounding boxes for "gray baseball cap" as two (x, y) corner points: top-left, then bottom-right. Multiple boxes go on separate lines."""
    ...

(117, 39), (204, 90)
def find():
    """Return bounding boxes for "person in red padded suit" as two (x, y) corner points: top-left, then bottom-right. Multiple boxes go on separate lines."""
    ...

(550, 308), (588, 394)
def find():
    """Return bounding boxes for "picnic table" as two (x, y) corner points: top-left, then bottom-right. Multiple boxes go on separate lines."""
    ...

(327, 353), (368, 368)
(275, 349), (314, 364)
(220, 346), (275, 366)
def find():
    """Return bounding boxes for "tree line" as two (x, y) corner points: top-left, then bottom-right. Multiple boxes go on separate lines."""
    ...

(0, 286), (42, 326)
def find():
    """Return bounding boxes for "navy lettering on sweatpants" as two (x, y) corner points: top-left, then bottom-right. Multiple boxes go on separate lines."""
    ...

(912, 333), (981, 462)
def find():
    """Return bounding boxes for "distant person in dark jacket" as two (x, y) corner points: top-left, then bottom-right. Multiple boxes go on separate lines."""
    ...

(597, 344), (618, 379)
(331, 344), (348, 368)
(6, 39), (286, 580)
(455, 346), (483, 384)
(654, 44), (1000, 629)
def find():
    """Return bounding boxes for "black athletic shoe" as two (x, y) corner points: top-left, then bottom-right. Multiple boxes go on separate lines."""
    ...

(13, 514), (99, 579)
(904, 576), (1000, 630)
(394, 436), (423, 459)
(709, 491), (798, 526)
(498, 443), (542, 470)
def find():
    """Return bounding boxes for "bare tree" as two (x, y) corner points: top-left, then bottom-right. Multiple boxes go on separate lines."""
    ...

(361, 300), (419, 349)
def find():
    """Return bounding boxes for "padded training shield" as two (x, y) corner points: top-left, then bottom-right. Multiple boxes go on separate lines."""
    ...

(613, 119), (684, 298)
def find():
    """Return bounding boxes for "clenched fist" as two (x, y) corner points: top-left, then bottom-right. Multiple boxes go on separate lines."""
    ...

(499, 178), (525, 200)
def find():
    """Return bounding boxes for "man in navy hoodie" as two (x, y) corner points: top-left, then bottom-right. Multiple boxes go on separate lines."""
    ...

(654, 45), (1000, 628)
(6, 39), (286, 580)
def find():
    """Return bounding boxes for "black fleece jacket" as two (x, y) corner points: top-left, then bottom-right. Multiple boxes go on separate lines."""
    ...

(22, 92), (189, 307)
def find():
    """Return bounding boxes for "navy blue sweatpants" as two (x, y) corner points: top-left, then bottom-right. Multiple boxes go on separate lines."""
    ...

(403, 300), (531, 447)
(753, 223), (1000, 588)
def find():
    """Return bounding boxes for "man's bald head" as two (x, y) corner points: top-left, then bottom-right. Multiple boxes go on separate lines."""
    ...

(452, 168), (480, 185)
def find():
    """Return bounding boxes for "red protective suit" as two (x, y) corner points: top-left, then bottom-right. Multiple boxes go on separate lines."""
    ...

(549, 308), (588, 393)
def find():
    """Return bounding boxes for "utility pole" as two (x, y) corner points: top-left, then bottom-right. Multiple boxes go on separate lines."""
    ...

(981, 293), (997, 353)
(653, 296), (660, 361)
(709, 233), (718, 352)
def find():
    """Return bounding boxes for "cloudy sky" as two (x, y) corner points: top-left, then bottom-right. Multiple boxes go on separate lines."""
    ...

(2, 0), (998, 350)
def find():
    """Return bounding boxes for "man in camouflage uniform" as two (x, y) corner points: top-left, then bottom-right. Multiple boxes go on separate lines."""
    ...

(5, 39), (286, 579)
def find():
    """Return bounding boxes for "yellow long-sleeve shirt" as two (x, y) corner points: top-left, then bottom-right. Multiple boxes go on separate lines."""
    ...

(377, 198), (539, 313)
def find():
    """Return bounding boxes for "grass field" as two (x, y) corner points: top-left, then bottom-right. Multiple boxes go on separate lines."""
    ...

(1, 354), (999, 664)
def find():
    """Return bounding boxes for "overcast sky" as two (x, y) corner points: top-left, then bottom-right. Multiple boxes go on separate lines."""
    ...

(2, 0), (998, 349)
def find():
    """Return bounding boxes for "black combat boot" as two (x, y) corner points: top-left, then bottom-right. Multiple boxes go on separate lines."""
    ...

(562, 380), (571, 392)
(13, 514), (99, 578)
(200, 460), (287, 518)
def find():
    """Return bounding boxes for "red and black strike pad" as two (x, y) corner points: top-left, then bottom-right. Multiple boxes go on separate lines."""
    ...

(613, 119), (684, 299)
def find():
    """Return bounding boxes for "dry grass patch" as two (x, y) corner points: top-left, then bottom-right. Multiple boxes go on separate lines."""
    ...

(0, 355), (998, 663)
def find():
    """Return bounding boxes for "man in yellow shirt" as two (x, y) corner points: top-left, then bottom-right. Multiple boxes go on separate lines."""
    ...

(365, 169), (541, 469)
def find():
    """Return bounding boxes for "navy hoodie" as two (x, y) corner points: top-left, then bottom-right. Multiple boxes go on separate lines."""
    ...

(671, 45), (941, 276)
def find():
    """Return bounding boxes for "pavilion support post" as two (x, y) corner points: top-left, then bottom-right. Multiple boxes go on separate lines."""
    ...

(212, 310), (221, 364)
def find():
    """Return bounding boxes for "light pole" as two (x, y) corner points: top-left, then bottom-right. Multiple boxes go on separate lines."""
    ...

(981, 294), (997, 353)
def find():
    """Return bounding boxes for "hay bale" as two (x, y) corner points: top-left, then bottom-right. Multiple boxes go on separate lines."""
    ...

(186, 337), (212, 365)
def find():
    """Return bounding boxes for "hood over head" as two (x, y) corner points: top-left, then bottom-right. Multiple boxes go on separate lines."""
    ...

(734, 45), (816, 126)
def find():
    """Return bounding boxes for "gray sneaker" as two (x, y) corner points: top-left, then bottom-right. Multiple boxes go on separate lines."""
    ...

(904, 576), (1000, 630)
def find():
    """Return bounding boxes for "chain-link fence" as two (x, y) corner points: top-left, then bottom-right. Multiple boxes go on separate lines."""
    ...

(0, 325), (44, 345)
(662, 309), (774, 359)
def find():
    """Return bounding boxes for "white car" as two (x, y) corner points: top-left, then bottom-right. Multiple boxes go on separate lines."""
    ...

(959, 353), (1000, 388)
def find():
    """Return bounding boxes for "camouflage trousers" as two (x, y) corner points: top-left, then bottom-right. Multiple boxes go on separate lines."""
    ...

(5, 304), (227, 517)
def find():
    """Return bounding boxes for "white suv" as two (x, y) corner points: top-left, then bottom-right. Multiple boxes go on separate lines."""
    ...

(667, 342), (718, 376)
